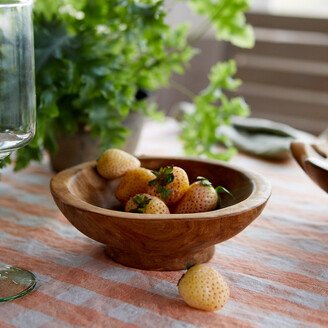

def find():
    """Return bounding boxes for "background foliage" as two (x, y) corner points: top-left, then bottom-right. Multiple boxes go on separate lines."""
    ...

(1, 0), (254, 170)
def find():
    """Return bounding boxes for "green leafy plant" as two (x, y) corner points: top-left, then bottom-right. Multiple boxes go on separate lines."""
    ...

(1, 0), (254, 170)
(180, 0), (254, 160)
(180, 60), (250, 160)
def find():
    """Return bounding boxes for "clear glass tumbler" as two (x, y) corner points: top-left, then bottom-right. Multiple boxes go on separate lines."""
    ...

(0, 0), (36, 302)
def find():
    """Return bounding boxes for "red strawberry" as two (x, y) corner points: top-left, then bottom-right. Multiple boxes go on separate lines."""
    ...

(147, 166), (189, 205)
(115, 167), (155, 204)
(125, 193), (170, 214)
(173, 176), (231, 214)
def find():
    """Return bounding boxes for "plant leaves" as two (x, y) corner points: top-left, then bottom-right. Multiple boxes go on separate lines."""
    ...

(14, 0), (196, 170)
(180, 60), (250, 160)
(189, 0), (255, 48)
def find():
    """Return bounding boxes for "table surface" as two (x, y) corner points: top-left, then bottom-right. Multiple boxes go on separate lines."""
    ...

(0, 119), (327, 328)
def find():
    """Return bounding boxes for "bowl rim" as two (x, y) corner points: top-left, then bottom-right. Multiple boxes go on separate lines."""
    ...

(50, 156), (272, 220)
(290, 140), (328, 193)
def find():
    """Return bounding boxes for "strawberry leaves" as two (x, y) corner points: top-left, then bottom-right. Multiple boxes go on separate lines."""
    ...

(215, 186), (233, 197)
(129, 194), (151, 213)
(197, 176), (212, 187)
(197, 176), (232, 196)
(197, 176), (233, 208)
(216, 185), (233, 208)
(148, 166), (174, 199)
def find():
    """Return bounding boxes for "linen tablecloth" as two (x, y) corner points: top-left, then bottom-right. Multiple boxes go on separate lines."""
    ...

(0, 119), (327, 328)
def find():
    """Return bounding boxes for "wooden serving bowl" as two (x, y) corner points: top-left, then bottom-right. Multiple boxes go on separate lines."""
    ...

(50, 157), (271, 271)
(290, 140), (328, 193)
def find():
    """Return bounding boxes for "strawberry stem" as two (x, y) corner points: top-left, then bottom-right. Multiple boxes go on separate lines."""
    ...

(196, 176), (212, 187)
(148, 166), (174, 199)
(129, 194), (151, 213)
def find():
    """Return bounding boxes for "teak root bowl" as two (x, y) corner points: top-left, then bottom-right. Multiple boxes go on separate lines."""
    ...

(50, 156), (271, 271)
(290, 140), (328, 193)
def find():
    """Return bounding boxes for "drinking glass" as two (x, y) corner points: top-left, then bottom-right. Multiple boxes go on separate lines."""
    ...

(0, 0), (36, 302)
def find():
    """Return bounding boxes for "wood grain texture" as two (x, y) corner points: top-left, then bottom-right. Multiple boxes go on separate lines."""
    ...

(50, 157), (271, 270)
(290, 141), (328, 193)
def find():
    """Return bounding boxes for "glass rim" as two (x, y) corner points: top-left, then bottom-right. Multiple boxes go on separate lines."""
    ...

(0, 0), (33, 8)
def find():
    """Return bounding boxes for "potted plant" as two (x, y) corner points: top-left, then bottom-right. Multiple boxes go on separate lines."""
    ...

(6, 0), (254, 171)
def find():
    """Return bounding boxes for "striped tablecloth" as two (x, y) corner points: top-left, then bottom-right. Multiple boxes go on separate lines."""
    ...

(0, 119), (327, 328)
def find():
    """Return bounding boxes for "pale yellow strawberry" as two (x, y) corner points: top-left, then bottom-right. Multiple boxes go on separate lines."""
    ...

(115, 168), (155, 204)
(125, 193), (170, 214)
(173, 177), (232, 214)
(147, 166), (189, 206)
(96, 148), (140, 180)
(178, 264), (230, 312)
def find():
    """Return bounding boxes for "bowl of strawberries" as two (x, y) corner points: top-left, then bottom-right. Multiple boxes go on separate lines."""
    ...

(50, 149), (271, 270)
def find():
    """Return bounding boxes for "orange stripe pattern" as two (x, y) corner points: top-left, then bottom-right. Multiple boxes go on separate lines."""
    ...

(0, 120), (327, 327)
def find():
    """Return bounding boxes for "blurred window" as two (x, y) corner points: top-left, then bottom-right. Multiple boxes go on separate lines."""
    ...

(252, 0), (328, 18)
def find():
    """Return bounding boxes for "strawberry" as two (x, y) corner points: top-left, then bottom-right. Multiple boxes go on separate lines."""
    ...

(125, 193), (170, 214)
(178, 264), (230, 312)
(173, 176), (231, 214)
(147, 166), (189, 206)
(115, 167), (155, 204)
(96, 148), (140, 180)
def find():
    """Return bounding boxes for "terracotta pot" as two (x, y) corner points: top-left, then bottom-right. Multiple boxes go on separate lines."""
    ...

(50, 112), (144, 172)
